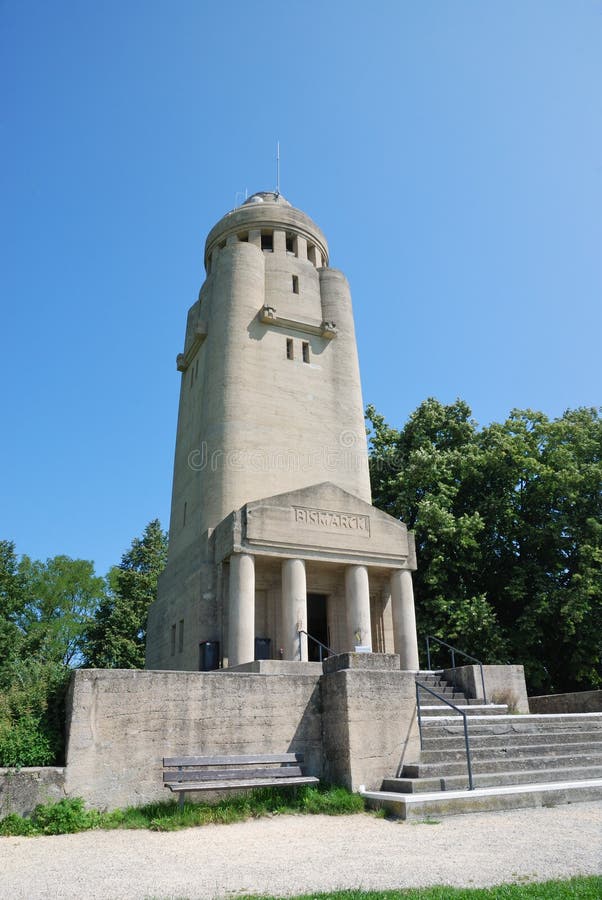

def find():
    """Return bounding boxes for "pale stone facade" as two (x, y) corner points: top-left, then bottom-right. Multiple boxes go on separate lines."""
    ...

(146, 192), (419, 670)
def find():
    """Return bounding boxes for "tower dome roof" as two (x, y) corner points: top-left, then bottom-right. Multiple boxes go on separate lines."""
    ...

(242, 191), (292, 207)
(204, 191), (328, 269)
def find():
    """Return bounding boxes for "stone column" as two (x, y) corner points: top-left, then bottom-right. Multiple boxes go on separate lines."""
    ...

(345, 565), (372, 651)
(228, 553), (255, 667)
(281, 558), (308, 661)
(390, 569), (420, 670)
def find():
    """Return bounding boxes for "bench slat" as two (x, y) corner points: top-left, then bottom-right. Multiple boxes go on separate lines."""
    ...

(164, 766), (304, 783)
(165, 776), (319, 793)
(163, 753), (303, 767)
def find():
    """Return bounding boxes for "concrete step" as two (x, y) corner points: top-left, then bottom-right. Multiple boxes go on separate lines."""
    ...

(421, 713), (602, 732)
(362, 778), (602, 820)
(420, 704), (509, 717)
(421, 729), (602, 751)
(420, 739), (602, 765)
(417, 688), (469, 698)
(403, 750), (602, 778)
(382, 763), (602, 793)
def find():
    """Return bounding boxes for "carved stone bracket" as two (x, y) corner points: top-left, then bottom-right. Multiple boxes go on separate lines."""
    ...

(259, 305), (337, 339)
(176, 324), (208, 371)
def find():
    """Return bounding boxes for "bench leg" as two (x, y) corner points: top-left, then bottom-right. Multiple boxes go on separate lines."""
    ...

(179, 792), (185, 810)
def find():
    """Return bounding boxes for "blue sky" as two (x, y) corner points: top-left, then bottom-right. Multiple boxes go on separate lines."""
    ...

(1, 1), (601, 576)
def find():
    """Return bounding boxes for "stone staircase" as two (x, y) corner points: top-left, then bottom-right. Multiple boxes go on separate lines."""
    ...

(362, 671), (602, 819)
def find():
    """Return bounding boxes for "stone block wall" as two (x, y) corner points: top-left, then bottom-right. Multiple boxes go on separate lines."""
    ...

(321, 654), (419, 790)
(0, 767), (66, 817)
(64, 668), (323, 810)
(61, 654), (421, 810)
(444, 664), (530, 714)
(528, 690), (602, 714)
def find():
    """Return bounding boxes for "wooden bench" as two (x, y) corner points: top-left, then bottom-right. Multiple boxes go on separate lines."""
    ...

(163, 753), (319, 807)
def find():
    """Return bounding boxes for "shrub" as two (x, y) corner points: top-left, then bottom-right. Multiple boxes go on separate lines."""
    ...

(0, 661), (70, 767)
(30, 797), (102, 834)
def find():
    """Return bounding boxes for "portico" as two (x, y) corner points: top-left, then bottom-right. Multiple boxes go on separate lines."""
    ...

(214, 482), (420, 670)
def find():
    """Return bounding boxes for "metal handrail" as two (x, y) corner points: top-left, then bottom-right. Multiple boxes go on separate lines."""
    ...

(425, 636), (487, 704)
(297, 630), (335, 662)
(415, 680), (474, 790)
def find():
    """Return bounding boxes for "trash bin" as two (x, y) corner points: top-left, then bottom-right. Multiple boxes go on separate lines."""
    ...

(199, 640), (220, 671)
(254, 637), (271, 660)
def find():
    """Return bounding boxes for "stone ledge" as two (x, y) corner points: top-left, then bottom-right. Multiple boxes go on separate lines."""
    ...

(322, 652), (400, 674)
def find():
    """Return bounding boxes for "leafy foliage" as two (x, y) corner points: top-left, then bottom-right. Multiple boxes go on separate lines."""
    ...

(83, 519), (168, 668)
(0, 521), (167, 765)
(0, 548), (104, 766)
(0, 784), (365, 836)
(367, 400), (602, 693)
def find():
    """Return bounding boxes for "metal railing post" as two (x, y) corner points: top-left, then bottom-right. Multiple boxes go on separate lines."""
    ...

(462, 712), (474, 790)
(479, 662), (487, 704)
(416, 682), (424, 750)
(297, 630), (335, 663)
(424, 636), (487, 703)
(426, 637), (432, 671)
(415, 679), (475, 790)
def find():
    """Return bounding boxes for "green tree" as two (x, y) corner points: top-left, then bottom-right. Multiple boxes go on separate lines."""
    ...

(473, 408), (602, 692)
(84, 519), (168, 668)
(367, 400), (602, 693)
(0, 550), (106, 766)
(15, 556), (106, 667)
(367, 399), (507, 666)
(0, 540), (27, 671)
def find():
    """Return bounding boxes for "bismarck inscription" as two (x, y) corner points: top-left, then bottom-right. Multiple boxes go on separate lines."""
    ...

(293, 506), (370, 536)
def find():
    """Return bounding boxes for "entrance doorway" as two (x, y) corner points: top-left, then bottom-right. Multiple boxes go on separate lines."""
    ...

(306, 593), (329, 661)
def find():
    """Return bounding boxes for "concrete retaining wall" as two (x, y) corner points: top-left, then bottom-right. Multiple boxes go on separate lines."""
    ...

(321, 654), (419, 791)
(528, 690), (602, 714)
(444, 665), (530, 714)
(60, 654), (420, 810)
(63, 668), (323, 810)
(0, 767), (65, 817)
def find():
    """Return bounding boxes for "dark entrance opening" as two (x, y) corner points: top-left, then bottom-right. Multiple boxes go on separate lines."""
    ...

(306, 593), (329, 661)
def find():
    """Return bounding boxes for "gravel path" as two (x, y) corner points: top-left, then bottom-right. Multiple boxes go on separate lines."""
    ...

(1, 802), (601, 900)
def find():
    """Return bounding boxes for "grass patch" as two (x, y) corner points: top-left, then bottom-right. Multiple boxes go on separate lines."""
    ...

(0, 783), (365, 836)
(233, 878), (602, 899)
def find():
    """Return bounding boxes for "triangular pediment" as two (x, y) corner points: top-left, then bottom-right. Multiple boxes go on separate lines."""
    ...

(246, 481), (407, 533)
(238, 481), (413, 567)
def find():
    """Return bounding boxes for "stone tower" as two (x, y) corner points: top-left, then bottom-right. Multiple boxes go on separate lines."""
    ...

(146, 192), (419, 671)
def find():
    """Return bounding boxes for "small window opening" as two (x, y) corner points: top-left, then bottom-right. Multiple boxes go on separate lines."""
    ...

(292, 275), (299, 294)
(238, 231), (248, 242)
(286, 338), (294, 360)
(183, 501), (187, 527)
(285, 233), (294, 253)
(178, 619), (184, 653)
(307, 243), (317, 266)
(302, 341), (310, 363)
(261, 231), (273, 251)
(170, 624), (176, 656)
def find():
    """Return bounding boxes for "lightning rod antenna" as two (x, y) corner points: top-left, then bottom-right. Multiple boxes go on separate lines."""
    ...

(276, 141), (280, 196)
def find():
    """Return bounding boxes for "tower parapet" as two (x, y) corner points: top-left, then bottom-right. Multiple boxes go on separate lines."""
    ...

(204, 192), (329, 274)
